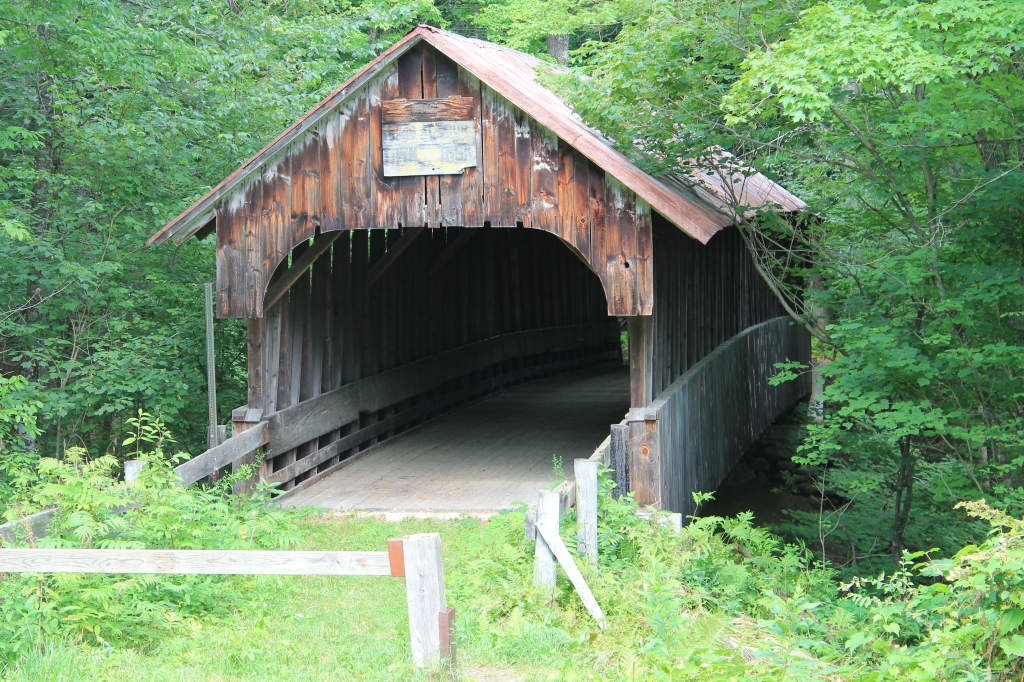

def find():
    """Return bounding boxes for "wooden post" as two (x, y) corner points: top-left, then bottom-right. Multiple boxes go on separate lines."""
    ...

(230, 407), (264, 495)
(124, 460), (148, 483)
(533, 489), (559, 593)
(629, 414), (661, 508)
(574, 458), (598, 567)
(627, 315), (654, 408)
(610, 421), (629, 499)
(402, 533), (448, 668)
(204, 282), (218, 449)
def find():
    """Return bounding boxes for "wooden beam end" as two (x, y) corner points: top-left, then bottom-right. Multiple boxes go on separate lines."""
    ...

(387, 537), (406, 577)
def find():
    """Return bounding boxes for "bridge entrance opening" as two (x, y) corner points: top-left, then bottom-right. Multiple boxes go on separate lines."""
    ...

(246, 226), (629, 509)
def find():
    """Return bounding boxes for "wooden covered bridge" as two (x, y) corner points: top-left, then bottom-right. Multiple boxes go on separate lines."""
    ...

(149, 26), (810, 517)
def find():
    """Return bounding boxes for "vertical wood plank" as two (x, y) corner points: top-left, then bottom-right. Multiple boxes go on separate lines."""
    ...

(369, 66), (402, 229)
(396, 47), (426, 227)
(421, 45), (441, 227)
(530, 122), (559, 234)
(290, 136), (322, 243)
(587, 163), (609, 313)
(318, 115), (343, 231)
(457, 68), (484, 227)
(435, 54), (463, 227)
(574, 458), (599, 567)
(480, 85), (501, 225)
(341, 93), (372, 230)
(635, 199), (653, 316)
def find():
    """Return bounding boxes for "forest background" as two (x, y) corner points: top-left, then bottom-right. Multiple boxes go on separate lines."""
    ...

(0, 0), (1022, 604)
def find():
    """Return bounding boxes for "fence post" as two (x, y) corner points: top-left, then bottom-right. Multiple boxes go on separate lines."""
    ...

(124, 460), (148, 483)
(533, 490), (559, 593)
(402, 533), (448, 669)
(574, 458), (598, 567)
(610, 422), (629, 499)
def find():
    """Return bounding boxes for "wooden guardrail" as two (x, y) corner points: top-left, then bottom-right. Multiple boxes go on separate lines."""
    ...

(174, 421), (270, 487)
(627, 317), (811, 514)
(266, 322), (615, 457)
(0, 533), (454, 669)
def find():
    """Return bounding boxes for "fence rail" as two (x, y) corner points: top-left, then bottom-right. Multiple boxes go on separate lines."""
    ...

(0, 534), (452, 669)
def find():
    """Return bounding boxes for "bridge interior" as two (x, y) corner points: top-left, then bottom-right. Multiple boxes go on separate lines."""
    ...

(280, 364), (628, 514)
(246, 226), (625, 504)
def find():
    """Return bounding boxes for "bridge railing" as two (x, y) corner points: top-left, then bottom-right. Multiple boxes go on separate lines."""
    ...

(617, 317), (811, 516)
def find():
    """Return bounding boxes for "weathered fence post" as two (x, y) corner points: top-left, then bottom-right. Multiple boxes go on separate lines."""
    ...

(533, 490), (559, 592)
(401, 533), (449, 669)
(574, 458), (598, 566)
(124, 460), (148, 483)
(610, 421), (629, 499)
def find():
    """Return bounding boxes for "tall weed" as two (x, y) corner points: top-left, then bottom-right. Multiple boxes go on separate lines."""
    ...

(0, 413), (303, 662)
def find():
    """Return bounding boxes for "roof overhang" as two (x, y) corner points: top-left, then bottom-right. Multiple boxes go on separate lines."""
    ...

(149, 26), (804, 248)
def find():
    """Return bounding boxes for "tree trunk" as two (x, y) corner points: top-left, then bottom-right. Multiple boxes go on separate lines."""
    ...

(808, 274), (828, 421)
(891, 439), (915, 571)
(546, 35), (570, 65)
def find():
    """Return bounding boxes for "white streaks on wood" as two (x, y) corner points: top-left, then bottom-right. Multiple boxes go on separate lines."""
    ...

(574, 458), (599, 566)
(532, 489), (558, 592)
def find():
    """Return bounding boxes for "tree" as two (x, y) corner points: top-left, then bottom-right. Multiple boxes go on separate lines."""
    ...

(0, 0), (437, 463)
(564, 0), (1024, 571)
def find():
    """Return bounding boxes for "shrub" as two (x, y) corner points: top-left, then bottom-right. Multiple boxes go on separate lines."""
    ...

(0, 412), (303, 661)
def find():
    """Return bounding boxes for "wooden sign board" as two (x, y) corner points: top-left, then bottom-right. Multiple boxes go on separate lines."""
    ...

(382, 97), (477, 177)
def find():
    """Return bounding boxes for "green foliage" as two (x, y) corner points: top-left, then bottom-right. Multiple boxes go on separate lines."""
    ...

(0, 0), (440, 460)
(563, 0), (1024, 571)
(0, 413), (302, 661)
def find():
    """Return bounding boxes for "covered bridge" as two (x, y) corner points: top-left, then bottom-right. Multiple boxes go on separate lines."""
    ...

(150, 26), (810, 516)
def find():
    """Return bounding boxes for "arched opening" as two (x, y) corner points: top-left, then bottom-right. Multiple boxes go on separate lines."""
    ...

(250, 226), (630, 509)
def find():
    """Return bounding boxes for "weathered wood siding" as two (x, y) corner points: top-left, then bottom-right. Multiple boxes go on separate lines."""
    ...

(215, 42), (652, 320)
(251, 226), (620, 493)
(649, 217), (787, 397)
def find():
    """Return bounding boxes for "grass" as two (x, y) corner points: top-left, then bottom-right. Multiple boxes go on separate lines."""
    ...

(0, 505), (815, 681)
(0, 513), (568, 681)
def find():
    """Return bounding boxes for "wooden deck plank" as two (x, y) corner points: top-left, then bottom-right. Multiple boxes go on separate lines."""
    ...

(280, 364), (628, 512)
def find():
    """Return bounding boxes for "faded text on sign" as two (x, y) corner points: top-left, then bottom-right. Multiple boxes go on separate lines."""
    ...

(382, 121), (477, 177)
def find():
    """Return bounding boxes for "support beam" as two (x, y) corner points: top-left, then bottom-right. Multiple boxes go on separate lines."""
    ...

(627, 315), (655, 408)
(367, 227), (426, 284)
(428, 228), (478, 276)
(262, 231), (343, 313)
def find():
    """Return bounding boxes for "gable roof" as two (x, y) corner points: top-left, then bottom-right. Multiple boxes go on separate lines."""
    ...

(148, 25), (804, 247)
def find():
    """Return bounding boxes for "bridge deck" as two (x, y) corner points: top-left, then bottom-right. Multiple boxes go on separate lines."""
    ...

(279, 364), (629, 515)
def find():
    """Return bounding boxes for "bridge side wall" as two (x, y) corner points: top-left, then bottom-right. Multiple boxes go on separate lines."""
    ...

(246, 226), (620, 494)
(624, 219), (810, 511)
(629, 318), (810, 514)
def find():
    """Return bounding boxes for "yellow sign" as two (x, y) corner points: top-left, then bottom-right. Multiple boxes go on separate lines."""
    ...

(383, 121), (477, 177)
